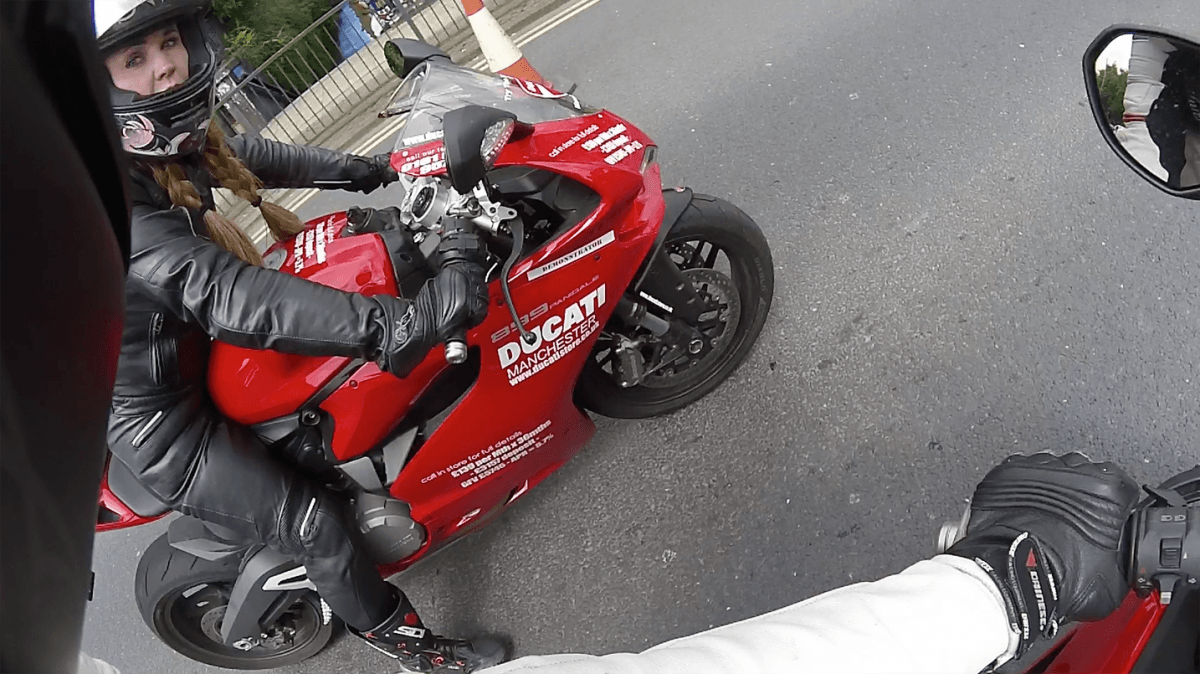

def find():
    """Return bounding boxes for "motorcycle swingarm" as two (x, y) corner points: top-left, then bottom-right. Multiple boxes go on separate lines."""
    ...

(629, 187), (704, 324)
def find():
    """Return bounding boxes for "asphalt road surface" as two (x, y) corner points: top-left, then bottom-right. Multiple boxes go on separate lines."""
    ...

(84, 0), (1200, 671)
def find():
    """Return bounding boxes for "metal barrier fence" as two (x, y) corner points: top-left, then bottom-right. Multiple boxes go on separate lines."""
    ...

(212, 0), (544, 147)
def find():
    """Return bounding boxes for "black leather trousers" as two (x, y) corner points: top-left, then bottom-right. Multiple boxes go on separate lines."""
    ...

(108, 392), (400, 631)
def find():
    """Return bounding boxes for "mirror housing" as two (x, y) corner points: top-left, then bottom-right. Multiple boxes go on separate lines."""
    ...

(443, 106), (519, 194)
(383, 38), (451, 79)
(1083, 25), (1200, 199)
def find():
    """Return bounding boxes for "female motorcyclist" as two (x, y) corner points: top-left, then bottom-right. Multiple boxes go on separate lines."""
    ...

(95, 1), (502, 670)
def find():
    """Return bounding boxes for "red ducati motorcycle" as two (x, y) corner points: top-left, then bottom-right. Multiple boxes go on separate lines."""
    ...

(94, 40), (774, 668)
(934, 25), (1200, 674)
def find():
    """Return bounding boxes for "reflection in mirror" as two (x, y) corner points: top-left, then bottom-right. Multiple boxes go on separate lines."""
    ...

(1093, 32), (1200, 190)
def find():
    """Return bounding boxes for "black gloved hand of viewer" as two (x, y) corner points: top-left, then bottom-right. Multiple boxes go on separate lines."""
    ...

(947, 452), (1140, 660)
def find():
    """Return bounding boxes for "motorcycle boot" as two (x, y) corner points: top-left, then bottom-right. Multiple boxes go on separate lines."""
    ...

(353, 590), (507, 672)
(396, 636), (508, 673)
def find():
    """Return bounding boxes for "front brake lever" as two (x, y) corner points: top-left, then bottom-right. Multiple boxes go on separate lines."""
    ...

(499, 217), (536, 345)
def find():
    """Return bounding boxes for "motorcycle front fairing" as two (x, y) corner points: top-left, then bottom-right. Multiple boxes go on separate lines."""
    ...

(381, 60), (595, 153)
(374, 64), (670, 572)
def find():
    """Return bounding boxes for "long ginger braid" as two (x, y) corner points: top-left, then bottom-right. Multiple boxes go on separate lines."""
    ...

(150, 125), (306, 266)
(202, 125), (305, 242)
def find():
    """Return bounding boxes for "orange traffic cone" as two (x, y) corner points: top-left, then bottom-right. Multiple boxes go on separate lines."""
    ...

(459, 0), (550, 85)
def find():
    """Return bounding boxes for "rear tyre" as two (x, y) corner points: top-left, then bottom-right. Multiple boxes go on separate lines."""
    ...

(576, 193), (774, 418)
(134, 533), (335, 670)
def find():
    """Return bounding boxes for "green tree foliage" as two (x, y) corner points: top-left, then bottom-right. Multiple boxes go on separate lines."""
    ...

(213, 0), (346, 96)
(1096, 64), (1128, 126)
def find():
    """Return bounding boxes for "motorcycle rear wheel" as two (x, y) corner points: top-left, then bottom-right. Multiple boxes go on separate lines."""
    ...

(576, 193), (774, 418)
(134, 533), (335, 670)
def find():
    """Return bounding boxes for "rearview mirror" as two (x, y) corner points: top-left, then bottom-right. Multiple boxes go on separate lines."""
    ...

(383, 38), (451, 80)
(1083, 25), (1200, 199)
(443, 106), (520, 194)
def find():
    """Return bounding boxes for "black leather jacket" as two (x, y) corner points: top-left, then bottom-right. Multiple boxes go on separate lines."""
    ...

(107, 136), (390, 499)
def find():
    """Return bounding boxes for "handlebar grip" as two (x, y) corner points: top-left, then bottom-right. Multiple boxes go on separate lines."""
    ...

(444, 331), (468, 365)
(935, 504), (972, 554)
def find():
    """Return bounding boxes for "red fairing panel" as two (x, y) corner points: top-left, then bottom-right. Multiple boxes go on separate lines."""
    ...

(208, 214), (401, 426)
(377, 113), (664, 568)
(395, 142), (447, 178)
(320, 357), (450, 462)
(96, 457), (167, 533)
(1026, 590), (1167, 674)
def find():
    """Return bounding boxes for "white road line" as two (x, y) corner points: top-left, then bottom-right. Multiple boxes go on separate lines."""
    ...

(355, 117), (408, 157)
(511, 0), (601, 48)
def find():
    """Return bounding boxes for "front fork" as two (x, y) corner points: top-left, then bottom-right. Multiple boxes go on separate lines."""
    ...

(606, 188), (706, 387)
(627, 187), (704, 325)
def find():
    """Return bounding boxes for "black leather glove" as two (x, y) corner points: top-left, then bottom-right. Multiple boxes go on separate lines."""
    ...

(947, 452), (1139, 660)
(345, 153), (401, 194)
(373, 266), (486, 377)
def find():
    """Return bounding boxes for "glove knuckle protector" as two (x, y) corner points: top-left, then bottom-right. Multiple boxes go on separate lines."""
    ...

(347, 154), (399, 194)
(373, 265), (490, 377)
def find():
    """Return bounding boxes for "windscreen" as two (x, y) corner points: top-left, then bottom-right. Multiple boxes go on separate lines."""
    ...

(384, 61), (593, 153)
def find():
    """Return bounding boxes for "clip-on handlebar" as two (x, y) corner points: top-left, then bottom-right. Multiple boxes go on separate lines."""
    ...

(1126, 479), (1200, 605)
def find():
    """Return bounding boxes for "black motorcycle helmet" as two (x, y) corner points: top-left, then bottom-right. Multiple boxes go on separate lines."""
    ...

(94, 0), (224, 158)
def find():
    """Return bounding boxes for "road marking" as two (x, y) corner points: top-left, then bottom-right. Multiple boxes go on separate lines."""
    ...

(510, 0), (602, 49)
(356, 117), (409, 158)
